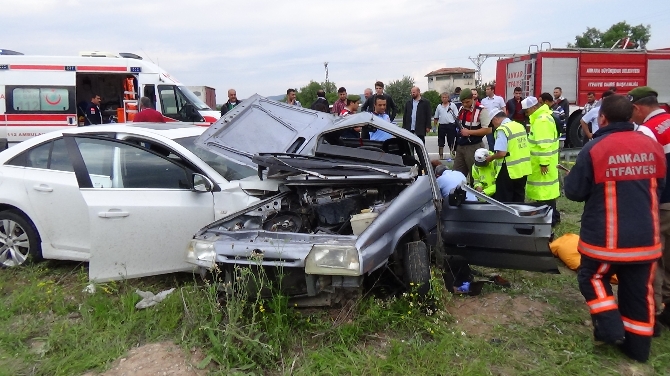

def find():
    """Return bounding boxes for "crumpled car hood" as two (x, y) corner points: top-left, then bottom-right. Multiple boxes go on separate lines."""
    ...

(194, 94), (424, 168)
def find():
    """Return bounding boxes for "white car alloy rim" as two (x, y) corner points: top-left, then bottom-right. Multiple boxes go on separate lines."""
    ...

(0, 219), (31, 267)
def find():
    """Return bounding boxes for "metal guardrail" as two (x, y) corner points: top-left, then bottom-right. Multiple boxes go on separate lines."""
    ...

(560, 147), (582, 163)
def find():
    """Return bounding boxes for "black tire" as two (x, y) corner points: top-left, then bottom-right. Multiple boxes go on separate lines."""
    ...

(567, 114), (585, 148)
(403, 241), (431, 296)
(0, 210), (42, 267)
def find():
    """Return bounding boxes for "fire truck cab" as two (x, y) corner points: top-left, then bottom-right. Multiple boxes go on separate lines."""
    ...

(0, 50), (220, 149)
(495, 45), (670, 147)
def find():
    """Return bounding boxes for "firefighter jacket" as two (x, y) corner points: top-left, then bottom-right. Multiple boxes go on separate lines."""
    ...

(496, 120), (532, 179)
(472, 152), (499, 197)
(565, 122), (666, 263)
(526, 104), (560, 201)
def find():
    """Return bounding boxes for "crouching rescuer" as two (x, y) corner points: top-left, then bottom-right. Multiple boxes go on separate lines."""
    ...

(472, 148), (499, 197)
(564, 94), (666, 362)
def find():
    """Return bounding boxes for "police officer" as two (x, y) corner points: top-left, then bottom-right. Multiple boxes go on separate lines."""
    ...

(523, 96), (560, 225)
(84, 94), (103, 125)
(485, 109), (531, 203)
(565, 94), (666, 362)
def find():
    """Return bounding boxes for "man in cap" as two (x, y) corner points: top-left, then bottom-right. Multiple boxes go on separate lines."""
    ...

(452, 88), (491, 180)
(485, 109), (531, 202)
(472, 147), (500, 198)
(339, 95), (361, 117)
(565, 94), (666, 362)
(524, 96), (561, 225)
(628, 86), (670, 332)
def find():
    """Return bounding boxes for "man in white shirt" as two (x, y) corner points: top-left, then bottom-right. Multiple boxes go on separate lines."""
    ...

(433, 92), (459, 159)
(580, 90), (613, 141)
(480, 84), (507, 150)
(435, 165), (476, 202)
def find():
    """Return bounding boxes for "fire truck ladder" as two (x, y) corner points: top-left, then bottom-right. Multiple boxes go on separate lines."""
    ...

(522, 59), (536, 99)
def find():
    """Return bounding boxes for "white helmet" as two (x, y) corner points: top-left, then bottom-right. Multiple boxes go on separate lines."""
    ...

(474, 148), (489, 167)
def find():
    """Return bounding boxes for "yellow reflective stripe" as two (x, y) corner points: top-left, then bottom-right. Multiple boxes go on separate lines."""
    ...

(505, 157), (530, 166)
(528, 138), (557, 144)
(530, 150), (559, 157)
(526, 178), (559, 186)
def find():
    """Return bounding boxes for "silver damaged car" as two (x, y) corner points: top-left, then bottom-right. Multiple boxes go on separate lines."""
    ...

(186, 95), (558, 305)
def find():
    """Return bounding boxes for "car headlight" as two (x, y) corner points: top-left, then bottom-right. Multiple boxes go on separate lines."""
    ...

(186, 237), (218, 268)
(305, 245), (361, 276)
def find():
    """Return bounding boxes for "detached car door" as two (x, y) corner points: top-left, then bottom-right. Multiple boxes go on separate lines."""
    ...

(441, 191), (559, 273)
(68, 135), (215, 282)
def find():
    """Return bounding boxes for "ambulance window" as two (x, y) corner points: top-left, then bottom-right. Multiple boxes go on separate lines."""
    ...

(158, 85), (188, 120)
(11, 87), (70, 112)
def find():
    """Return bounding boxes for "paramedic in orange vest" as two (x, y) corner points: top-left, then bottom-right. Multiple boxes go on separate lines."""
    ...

(629, 86), (670, 332)
(565, 94), (666, 362)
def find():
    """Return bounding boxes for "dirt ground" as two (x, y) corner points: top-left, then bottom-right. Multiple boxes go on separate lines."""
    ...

(446, 292), (551, 337)
(83, 342), (207, 376)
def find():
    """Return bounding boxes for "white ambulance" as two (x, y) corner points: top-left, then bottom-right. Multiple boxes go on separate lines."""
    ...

(0, 50), (221, 149)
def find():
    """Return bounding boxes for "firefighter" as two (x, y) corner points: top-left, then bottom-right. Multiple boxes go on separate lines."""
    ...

(523, 96), (560, 226)
(472, 148), (499, 198)
(565, 94), (666, 362)
(485, 109), (531, 203)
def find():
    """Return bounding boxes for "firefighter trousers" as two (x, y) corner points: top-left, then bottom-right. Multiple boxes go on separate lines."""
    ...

(577, 256), (656, 362)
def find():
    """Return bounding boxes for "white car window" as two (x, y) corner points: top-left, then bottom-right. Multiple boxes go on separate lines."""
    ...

(75, 138), (192, 189)
(6, 138), (73, 172)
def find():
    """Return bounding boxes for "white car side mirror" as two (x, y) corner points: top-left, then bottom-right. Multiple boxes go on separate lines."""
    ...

(193, 173), (214, 193)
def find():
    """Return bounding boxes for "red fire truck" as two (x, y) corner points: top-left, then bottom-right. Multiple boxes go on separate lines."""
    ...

(495, 45), (670, 147)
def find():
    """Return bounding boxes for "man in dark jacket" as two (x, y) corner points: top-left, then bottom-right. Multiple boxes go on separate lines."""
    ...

(506, 86), (526, 124)
(551, 87), (569, 133)
(565, 94), (666, 363)
(310, 90), (329, 113)
(220, 89), (242, 116)
(361, 81), (398, 121)
(402, 87), (431, 144)
(84, 93), (103, 125)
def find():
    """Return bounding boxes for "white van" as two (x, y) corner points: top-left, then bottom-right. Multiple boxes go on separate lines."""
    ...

(0, 50), (220, 148)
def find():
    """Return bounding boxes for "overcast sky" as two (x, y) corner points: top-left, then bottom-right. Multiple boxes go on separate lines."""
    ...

(3, 0), (669, 101)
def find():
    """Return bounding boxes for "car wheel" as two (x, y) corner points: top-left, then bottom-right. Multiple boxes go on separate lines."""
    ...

(0, 211), (42, 267)
(403, 241), (431, 296)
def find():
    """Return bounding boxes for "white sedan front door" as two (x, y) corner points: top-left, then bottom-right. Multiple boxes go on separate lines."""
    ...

(70, 136), (215, 282)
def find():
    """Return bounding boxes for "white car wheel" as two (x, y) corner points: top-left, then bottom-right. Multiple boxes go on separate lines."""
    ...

(0, 211), (41, 267)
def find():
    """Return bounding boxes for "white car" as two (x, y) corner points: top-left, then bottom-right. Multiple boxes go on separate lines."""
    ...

(0, 123), (277, 281)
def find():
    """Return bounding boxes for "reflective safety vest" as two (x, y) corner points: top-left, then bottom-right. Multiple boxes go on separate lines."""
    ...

(472, 151), (500, 197)
(526, 104), (560, 201)
(496, 120), (532, 179)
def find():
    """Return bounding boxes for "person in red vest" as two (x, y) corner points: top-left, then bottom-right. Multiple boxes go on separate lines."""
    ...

(133, 97), (165, 123)
(629, 86), (670, 334)
(565, 94), (666, 362)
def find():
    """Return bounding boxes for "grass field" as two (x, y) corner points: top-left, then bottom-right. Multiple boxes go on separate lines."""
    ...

(1, 197), (670, 376)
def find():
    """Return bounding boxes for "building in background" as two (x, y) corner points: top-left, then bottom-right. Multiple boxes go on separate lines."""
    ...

(425, 67), (476, 94)
(187, 86), (217, 110)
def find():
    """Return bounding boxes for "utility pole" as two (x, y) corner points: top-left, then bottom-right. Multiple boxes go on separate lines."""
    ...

(468, 53), (518, 87)
(324, 62), (329, 93)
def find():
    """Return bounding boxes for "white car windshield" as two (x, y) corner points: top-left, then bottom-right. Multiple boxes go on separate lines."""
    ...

(175, 136), (256, 181)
